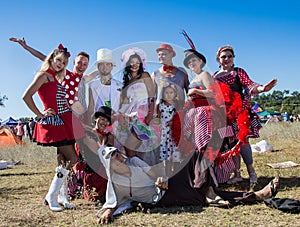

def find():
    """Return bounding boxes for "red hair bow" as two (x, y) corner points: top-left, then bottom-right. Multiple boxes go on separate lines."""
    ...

(58, 44), (70, 57)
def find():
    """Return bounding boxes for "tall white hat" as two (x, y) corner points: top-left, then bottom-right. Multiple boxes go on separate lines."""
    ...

(95, 48), (115, 66)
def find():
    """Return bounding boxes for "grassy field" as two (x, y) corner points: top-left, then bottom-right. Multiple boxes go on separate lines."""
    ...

(0, 122), (300, 226)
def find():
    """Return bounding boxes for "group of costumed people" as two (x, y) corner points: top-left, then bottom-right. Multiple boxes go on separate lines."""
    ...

(15, 30), (279, 225)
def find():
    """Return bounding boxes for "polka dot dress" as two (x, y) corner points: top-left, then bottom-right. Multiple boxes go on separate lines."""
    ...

(159, 102), (180, 162)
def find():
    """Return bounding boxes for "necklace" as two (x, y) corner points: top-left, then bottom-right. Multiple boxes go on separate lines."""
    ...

(100, 77), (111, 85)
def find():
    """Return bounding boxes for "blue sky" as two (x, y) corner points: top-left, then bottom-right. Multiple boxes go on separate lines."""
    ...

(1, 0), (299, 120)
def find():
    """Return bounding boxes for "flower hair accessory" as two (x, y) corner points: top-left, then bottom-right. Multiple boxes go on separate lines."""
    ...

(121, 47), (147, 68)
(162, 81), (176, 90)
(58, 44), (71, 57)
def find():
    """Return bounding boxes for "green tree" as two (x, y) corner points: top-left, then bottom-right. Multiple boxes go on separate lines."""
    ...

(291, 91), (300, 98)
(252, 90), (300, 114)
(283, 89), (290, 97)
(0, 94), (8, 107)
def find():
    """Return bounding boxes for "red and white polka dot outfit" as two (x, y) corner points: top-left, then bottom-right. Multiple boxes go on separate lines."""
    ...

(62, 70), (83, 107)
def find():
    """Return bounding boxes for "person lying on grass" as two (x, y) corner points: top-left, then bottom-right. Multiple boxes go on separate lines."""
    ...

(96, 147), (280, 224)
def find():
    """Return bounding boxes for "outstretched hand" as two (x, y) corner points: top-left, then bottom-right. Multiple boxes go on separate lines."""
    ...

(261, 79), (277, 93)
(9, 37), (27, 48)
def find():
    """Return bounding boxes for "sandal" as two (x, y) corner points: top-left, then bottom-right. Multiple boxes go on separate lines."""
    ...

(207, 197), (231, 208)
(255, 176), (280, 201)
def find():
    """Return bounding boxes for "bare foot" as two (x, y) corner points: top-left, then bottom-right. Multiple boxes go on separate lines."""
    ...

(255, 176), (280, 201)
(206, 186), (230, 207)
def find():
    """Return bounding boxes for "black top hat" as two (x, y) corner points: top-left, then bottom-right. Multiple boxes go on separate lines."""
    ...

(94, 106), (112, 124)
(183, 49), (207, 68)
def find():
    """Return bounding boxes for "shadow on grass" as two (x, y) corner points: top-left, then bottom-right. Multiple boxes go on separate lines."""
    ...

(150, 205), (204, 214)
(219, 176), (300, 192)
(116, 202), (204, 216)
(0, 185), (36, 196)
(0, 171), (52, 177)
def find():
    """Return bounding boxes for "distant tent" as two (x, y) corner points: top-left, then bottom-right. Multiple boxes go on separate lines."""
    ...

(0, 126), (22, 146)
(0, 117), (18, 127)
(252, 103), (281, 123)
(257, 110), (281, 117)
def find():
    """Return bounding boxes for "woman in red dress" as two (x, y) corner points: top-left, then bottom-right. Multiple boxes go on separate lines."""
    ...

(23, 45), (85, 212)
(214, 46), (277, 185)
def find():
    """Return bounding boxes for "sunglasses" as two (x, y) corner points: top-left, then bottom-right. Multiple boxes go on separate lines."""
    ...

(220, 55), (233, 59)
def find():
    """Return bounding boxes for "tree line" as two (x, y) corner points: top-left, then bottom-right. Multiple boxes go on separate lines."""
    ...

(251, 90), (300, 115)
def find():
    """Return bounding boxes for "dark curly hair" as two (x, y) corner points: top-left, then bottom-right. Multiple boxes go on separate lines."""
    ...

(122, 53), (144, 89)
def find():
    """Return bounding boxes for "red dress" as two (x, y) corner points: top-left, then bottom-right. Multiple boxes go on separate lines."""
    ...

(33, 69), (85, 146)
(214, 67), (262, 138)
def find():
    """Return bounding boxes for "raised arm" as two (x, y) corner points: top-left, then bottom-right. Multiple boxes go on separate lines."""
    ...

(9, 37), (46, 61)
(255, 79), (277, 93)
(83, 70), (99, 83)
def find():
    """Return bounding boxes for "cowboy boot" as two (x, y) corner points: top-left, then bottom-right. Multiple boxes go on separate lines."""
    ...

(57, 169), (75, 209)
(44, 166), (67, 212)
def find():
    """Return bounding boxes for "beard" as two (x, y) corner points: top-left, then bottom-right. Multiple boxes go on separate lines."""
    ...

(100, 71), (111, 77)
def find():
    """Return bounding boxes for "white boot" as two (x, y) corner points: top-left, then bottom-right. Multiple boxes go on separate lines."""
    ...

(45, 166), (67, 212)
(58, 169), (75, 209)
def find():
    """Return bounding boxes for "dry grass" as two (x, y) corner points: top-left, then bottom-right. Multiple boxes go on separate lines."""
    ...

(1, 122), (300, 226)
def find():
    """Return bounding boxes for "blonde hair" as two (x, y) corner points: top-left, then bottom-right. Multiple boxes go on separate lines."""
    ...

(40, 49), (69, 79)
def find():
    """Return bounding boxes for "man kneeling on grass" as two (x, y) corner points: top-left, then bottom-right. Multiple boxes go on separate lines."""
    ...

(96, 147), (280, 224)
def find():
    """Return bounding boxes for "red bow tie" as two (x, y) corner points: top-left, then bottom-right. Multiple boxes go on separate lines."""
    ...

(163, 65), (175, 71)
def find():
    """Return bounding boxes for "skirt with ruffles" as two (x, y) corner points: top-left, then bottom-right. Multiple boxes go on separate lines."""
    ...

(33, 111), (85, 147)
